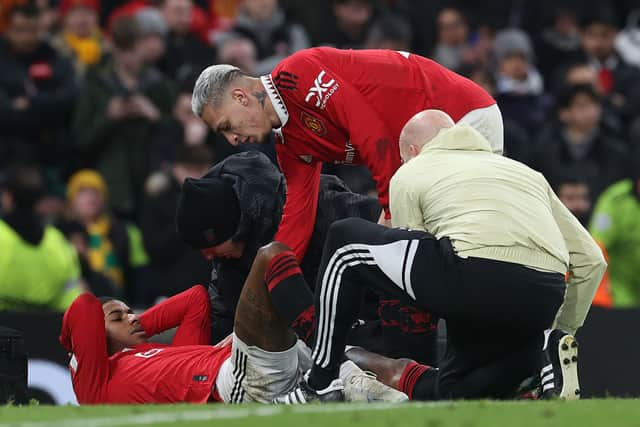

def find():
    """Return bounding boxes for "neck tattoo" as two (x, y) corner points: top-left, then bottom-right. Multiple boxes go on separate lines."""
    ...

(253, 90), (267, 109)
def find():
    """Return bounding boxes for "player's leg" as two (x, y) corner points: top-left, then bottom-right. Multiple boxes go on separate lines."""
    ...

(274, 218), (446, 404)
(344, 347), (414, 389)
(233, 242), (314, 350)
(217, 242), (315, 403)
(343, 346), (438, 400)
(308, 218), (445, 392)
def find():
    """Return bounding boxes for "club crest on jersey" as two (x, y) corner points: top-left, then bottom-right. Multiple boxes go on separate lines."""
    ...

(305, 70), (339, 109)
(301, 111), (327, 136)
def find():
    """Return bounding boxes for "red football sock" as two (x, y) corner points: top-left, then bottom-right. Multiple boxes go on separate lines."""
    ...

(398, 361), (431, 400)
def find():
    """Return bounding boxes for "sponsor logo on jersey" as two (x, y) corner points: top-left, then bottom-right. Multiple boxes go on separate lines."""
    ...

(332, 141), (357, 165)
(305, 70), (339, 109)
(301, 111), (327, 136)
(344, 141), (356, 164)
(134, 348), (164, 359)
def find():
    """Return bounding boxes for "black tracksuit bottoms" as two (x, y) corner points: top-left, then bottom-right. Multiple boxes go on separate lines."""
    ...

(308, 218), (566, 399)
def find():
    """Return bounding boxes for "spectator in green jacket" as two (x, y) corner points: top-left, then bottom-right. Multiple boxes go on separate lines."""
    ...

(72, 15), (175, 219)
(589, 151), (640, 307)
(0, 165), (82, 311)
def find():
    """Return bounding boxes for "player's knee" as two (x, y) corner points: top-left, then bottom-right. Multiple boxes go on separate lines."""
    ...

(327, 218), (364, 248)
(256, 241), (291, 265)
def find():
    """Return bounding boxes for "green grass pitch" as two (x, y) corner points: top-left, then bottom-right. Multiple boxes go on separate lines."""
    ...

(1, 400), (639, 427)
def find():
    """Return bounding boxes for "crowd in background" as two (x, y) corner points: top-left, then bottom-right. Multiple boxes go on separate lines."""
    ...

(1, 0), (639, 311)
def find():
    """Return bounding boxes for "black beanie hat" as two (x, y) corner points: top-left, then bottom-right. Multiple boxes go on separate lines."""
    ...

(176, 177), (241, 249)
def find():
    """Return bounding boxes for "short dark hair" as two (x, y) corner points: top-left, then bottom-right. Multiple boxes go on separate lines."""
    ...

(552, 169), (589, 191)
(366, 13), (412, 46)
(5, 164), (45, 211)
(8, 3), (40, 21)
(111, 15), (142, 51)
(557, 84), (601, 110)
(580, 7), (619, 29)
(99, 296), (118, 305)
(333, 0), (373, 7)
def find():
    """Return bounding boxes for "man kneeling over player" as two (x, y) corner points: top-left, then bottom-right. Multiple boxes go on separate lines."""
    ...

(274, 110), (606, 404)
(60, 242), (406, 404)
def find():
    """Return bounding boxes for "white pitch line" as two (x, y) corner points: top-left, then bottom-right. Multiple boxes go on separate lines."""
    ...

(0, 402), (453, 427)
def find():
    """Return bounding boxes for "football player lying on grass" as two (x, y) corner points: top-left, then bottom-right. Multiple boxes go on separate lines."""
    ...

(60, 242), (408, 404)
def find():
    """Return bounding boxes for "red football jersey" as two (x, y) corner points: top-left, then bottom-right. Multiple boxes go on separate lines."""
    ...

(59, 286), (231, 404)
(268, 48), (496, 260)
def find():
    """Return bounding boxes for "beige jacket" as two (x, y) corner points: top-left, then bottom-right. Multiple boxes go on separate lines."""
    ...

(389, 124), (606, 334)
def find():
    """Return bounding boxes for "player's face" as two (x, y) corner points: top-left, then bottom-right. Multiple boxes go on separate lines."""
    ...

(200, 239), (246, 260)
(103, 300), (147, 353)
(201, 89), (272, 146)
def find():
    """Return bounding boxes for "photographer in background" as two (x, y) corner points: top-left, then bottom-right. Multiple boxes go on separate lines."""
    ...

(72, 15), (175, 220)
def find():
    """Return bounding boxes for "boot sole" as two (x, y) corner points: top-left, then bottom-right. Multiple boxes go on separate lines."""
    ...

(557, 335), (580, 400)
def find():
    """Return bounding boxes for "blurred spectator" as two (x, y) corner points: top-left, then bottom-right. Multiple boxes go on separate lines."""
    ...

(561, 61), (624, 137)
(149, 75), (232, 170)
(159, 0), (216, 81)
(493, 28), (550, 134)
(72, 15), (175, 218)
(320, 0), (375, 49)
(532, 84), (628, 202)
(0, 3), (77, 170)
(0, 0), (24, 33)
(34, 0), (58, 36)
(553, 169), (593, 226)
(364, 12), (412, 51)
(615, 8), (640, 68)
(432, 6), (471, 71)
(589, 151), (640, 307)
(224, 0), (309, 75)
(134, 7), (169, 67)
(216, 32), (257, 74)
(0, 165), (83, 311)
(533, 3), (582, 81)
(50, 0), (105, 75)
(461, 64), (532, 164)
(56, 219), (119, 298)
(208, 0), (242, 31)
(141, 145), (212, 300)
(553, 168), (613, 308)
(579, 7), (640, 123)
(66, 169), (151, 305)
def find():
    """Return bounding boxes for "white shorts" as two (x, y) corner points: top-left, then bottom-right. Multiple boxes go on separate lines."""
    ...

(457, 103), (504, 155)
(215, 334), (312, 403)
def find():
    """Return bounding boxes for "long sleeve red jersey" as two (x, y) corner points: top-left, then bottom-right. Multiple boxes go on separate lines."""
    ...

(59, 286), (231, 404)
(268, 47), (495, 260)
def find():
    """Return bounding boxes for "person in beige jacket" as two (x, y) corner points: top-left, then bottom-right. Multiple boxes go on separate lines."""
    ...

(274, 110), (606, 405)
